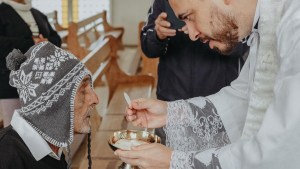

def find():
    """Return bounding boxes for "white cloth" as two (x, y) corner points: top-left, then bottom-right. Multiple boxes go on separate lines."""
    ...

(165, 0), (300, 168)
(241, 0), (279, 139)
(11, 111), (63, 161)
(3, 0), (39, 36)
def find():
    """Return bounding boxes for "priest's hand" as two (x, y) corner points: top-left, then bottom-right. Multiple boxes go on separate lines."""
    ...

(125, 98), (167, 128)
(115, 143), (172, 169)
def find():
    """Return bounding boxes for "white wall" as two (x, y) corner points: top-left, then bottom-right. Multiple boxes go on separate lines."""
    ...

(77, 0), (110, 21)
(111, 0), (153, 46)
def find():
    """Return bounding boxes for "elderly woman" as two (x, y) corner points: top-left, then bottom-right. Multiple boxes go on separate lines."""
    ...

(0, 0), (61, 127)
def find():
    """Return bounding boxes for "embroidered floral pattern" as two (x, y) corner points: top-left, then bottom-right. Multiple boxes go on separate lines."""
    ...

(41, 72), (55, 84)
(32, 58), (46, 70)
(48, 49), (71, 70)
(165, 99), (230, 152)
(165, 98), (229, 168)
(13, 70), (39, 103)
(45, 62), (54, 70)
(10, 42), (80, 105)
(9, 41), (93, 149)
(170, 151), (195, 169)
(171, 149), (223, 169)
(20, 63), (88, 115)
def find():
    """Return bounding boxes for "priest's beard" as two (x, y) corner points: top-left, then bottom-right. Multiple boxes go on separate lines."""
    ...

(210, 6), (239, 55)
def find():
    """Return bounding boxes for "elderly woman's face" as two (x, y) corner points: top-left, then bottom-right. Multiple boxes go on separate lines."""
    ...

(74, 76), (99, 133)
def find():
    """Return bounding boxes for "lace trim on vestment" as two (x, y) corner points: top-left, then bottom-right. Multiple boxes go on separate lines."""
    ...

(165, 98), (230, 168)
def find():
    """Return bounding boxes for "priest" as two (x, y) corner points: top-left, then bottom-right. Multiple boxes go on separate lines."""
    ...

(115, 0), (300, 168)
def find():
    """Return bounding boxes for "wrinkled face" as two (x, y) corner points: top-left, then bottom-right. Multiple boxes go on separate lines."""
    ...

(169, 0), (239, 55)
(74, 76), (99, 133)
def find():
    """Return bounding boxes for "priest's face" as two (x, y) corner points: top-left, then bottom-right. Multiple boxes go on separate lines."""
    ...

(169, 0), (239, 55)
(74, 76), (99, 133)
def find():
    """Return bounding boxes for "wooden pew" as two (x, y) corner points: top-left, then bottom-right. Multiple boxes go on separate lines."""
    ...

(77, 22), (159, 169)
(67, 11), (124, 60)
(69, 39), (111, 169)
(72, 36), (154, 169)
(101, 11), (124, 50)
(46, 10), (68, 47)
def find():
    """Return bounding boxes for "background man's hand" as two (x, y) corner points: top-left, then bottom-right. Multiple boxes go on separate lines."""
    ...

(154, 12), (176, 40)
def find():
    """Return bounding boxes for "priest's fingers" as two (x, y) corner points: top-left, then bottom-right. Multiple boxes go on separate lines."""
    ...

(131, 98), (151, 110)
(125, 106), (136, 116)
(125, 114), (137, 122)
(115, 149), (140, 159)
(131, 117), (143, 127)
(124, 107), (138, 122)
(119, 157), (144, 167)
(131, 143), (154, 151)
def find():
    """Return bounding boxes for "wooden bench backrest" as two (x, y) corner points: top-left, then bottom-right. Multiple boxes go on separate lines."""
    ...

(81, 35), (155, 103)
(46, 10), (64, 31)
(69, 38), (112, 169)
(67, 12), (107, 59)
(81, 38), (111, 84)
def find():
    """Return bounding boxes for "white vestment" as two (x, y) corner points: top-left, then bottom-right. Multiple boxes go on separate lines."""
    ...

(165, 0), (300, 168)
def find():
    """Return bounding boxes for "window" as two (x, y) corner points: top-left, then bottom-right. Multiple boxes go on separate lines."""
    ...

(76, 0), (110, 22)
(32, 0), (110, 27)
(32, 0), (62, 23)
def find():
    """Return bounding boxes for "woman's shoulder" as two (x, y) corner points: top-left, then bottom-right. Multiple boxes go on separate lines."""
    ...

(0, 3), (14, 14)
(31, 8), (46, 17)
(0, 2), (10, 9)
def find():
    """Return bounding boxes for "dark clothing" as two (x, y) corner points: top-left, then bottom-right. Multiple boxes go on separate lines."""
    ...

(0, 3), (62, 99)
(0, 126), (68, 169)
(141, 0), (248, 143)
